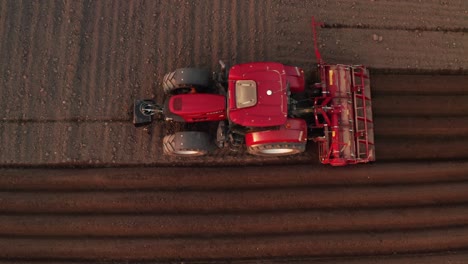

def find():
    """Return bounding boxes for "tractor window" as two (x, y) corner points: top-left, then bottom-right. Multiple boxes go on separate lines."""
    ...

(235, 80), (257, 108)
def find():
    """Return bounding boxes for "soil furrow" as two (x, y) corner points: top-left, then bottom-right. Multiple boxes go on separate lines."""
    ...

(1, 227), (468, 259)
(0, 182), (467, 213)
(1, 251), (468, 264)
(0, 205), (467, 237)
(371, 75), (468, 96)
(375, 117), (468, 137)
(376, 137), (468, 161)
(373, 95), (468, 117)
(0, 161), (467, 190)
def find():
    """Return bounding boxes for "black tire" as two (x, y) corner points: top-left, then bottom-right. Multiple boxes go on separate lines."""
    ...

(247, 142), (306, 157)
(163, 131), (213, 156)
(162, 68), (210, 94)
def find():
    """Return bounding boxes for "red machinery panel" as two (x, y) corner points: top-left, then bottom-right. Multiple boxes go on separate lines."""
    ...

(313, 64), (375, 166)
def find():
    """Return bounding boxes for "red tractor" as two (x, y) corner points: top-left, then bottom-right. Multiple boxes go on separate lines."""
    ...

(133, 19), (375, 166)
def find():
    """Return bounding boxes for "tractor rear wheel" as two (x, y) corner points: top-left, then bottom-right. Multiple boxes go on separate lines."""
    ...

(162, 68), (210, 94)
(247, 142), (306, 157)
(163, 131), (213, 156)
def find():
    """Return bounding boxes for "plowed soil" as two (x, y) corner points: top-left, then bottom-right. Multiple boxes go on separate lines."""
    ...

(0, 0), (467, 263)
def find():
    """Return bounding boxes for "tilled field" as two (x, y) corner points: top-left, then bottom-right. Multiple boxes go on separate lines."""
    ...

(2, 162), (468, 262)
(0, 0), (467, 262)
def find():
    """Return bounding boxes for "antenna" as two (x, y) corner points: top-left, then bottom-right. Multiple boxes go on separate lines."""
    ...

(311, 16), (325, 65)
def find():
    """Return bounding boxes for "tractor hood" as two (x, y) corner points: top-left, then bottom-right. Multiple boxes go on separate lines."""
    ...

(228, 62), (288, 127)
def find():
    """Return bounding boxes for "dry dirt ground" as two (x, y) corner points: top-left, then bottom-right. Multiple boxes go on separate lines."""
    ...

(0, 0), (468, 262)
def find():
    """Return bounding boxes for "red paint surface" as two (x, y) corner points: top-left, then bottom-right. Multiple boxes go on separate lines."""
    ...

(284, 65), (305, 93)
(228, 62), (288, 127)
(245, 119), (307, 146)
(169, 94), (226, 122)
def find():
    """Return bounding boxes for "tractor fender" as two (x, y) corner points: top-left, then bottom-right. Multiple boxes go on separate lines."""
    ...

(245, 118), (308, 147)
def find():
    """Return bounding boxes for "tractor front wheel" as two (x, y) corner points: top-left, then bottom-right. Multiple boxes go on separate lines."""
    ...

(163, 131), (213, 157)
(247, 142), (306, 157)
